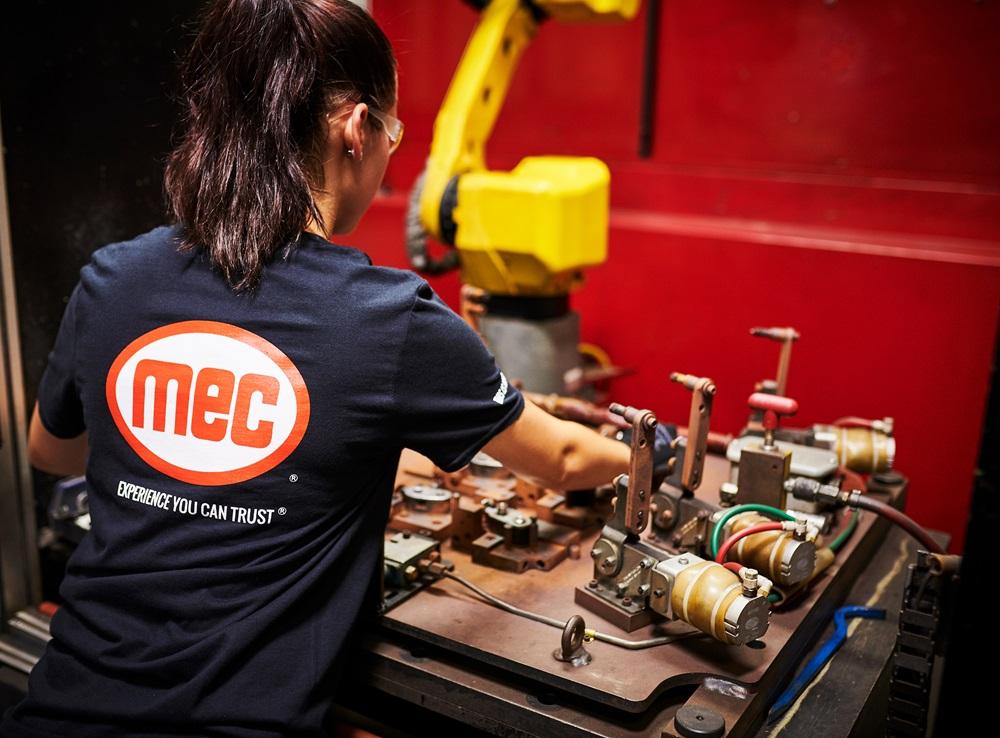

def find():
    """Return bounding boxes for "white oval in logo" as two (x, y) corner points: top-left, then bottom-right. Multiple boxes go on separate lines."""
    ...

(105, 321), (310, 486)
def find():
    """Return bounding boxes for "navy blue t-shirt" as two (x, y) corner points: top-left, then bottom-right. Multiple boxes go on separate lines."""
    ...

(2, 226), (523, 737)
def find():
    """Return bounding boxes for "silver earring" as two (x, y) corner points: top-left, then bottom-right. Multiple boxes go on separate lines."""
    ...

(346, 147), (354, 159)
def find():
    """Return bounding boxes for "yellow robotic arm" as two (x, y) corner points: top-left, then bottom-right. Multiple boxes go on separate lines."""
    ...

(407, 0), (640, 296)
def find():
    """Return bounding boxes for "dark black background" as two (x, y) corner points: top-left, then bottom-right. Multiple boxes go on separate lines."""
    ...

(1, 0), (204, 406)
(2, 1), (206, 602)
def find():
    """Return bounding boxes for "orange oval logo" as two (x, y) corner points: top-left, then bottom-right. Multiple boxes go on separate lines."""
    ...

(105, 321), (310, 486)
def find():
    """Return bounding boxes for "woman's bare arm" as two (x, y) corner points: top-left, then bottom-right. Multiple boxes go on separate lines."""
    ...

(482, 399), (629, 490)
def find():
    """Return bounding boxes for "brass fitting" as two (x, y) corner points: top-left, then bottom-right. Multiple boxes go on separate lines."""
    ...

(723, 513), (817, 586)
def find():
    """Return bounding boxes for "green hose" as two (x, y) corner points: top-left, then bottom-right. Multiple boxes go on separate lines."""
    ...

(829, 510), (861, 553)
(710, 504), (797, 558)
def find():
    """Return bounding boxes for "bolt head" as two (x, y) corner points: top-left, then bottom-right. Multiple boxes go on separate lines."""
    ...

(622, 596), (633, 606)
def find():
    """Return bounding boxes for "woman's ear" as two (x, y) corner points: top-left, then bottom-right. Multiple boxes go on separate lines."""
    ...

(342, 102), (368, 162)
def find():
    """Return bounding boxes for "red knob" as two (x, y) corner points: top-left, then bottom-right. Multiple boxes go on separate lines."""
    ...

(748, 392), (799, 416)
(749, 392), (798, 433)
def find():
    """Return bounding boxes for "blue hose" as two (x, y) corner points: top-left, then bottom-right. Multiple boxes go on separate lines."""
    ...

(768, 605), (886, 721)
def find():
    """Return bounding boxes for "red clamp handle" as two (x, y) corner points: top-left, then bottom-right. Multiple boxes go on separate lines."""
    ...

(748, 392), (799, 431)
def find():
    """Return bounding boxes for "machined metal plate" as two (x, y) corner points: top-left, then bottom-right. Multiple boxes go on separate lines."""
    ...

(726, 437), (839, 479)
(382, 454), (897, 713)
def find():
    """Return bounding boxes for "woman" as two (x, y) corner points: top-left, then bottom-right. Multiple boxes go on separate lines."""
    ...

(1, 1), (631, 735)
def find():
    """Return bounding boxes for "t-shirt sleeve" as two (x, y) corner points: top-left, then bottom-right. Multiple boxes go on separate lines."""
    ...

(392, 281), (524, 471)
(36, 284), (86, 438)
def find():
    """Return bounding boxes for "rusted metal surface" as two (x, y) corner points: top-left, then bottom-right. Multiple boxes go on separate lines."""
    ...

(736, 445), (792, 509)
(388, 485), (456, 540)
(750, 327), (800, 398)
(669, 373), (717, 493)
(609, 403), (657, 536)
(349, 520), (917, 737)
(471, 517), (582, 574)
(574, 583), (656, 632)
(383, 453), (899, 714)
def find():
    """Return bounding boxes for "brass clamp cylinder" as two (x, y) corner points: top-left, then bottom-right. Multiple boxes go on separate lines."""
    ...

(720, 513), (818, 587)
(648, 554), (770, 645)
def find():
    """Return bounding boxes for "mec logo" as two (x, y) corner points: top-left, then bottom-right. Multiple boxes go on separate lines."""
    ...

(106, 321), (310, 485)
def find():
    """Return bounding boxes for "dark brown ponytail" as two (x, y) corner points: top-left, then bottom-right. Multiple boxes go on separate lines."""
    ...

(165, 0), (396, 291)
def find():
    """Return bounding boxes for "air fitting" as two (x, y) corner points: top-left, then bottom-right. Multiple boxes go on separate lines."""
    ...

(785, 477), (848, 506)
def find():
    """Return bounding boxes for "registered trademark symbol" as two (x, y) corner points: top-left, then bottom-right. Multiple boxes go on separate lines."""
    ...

(278, 507), (287, 516)
(288, 474), (298, 483)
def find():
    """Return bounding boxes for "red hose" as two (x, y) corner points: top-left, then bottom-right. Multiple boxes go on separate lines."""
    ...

(851, 495), (944, 554)
(722, 562), (743, 575)
(716, 522), (785, 564)
(839, 466), (867, 494)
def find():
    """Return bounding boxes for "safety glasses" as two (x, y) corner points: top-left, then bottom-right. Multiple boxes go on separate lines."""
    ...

(369, 108), (404, 154)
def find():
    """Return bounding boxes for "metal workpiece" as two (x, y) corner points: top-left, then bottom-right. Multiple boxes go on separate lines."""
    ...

(472, 500), (582, 573)
(578, 541), (664, 632)
(591, 524), (628, 577)
(382, 532), (445, 611)
(531, 486), (607, 530)
(388, 484), (457, 540)
(468, 451), (507, 479)
(443, 464), (518, 507)
(483, 499), (535, 546)
(650, 486), (717, 552)
(727, 436), (839, 481)
(609, 403), (657, 536)
(733, 443), (792, 509)
(669, 372), (717, 493)
(446, 451), (607, 532)
(401, 485), (453, 514)
(721, 513), (817, 587)
(385, 531), (441, 569)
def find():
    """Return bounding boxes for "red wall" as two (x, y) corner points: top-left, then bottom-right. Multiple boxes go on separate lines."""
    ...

(346, 1), (1000, 552)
